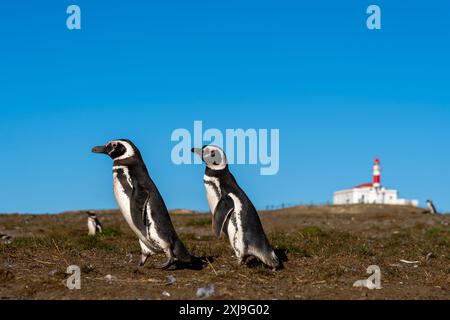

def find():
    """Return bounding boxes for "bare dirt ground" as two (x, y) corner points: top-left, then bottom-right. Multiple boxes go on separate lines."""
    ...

(0, 205), (449, 300)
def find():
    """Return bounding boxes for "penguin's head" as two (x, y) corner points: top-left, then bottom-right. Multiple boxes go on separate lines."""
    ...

(86, 211), (97, 218)
(192, 145), (228, 171)
(92, 139), (139, 161)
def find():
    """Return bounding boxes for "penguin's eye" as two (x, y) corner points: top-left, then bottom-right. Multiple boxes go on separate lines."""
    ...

(211, 150), (216, 158)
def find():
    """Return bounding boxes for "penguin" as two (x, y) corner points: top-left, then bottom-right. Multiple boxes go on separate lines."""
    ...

(0, 234), (13, 245)
(86, 211), (103, 236)
(426, 200), (438, 215)
(192, 145), (281, 270)
(92, 139), (192, 269)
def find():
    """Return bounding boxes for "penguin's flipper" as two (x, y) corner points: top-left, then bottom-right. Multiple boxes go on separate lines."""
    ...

(213, 195), (234, 238)
(95, 218), (103, 233)
(129, 177), (151, 234)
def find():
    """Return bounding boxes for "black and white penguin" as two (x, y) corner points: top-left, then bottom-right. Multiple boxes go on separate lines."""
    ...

(426, 200), (438, 215)
(86, 211), (103, 236)
(192, 145), (281, 270)
(92, 139), (192, 269)
(0, 234), (13, 245)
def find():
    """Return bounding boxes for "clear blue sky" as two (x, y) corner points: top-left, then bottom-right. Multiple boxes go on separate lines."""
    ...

(0, 1), (449, 213)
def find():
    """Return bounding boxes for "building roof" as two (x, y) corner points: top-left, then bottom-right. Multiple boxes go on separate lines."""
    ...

(353, 182), (373, 189)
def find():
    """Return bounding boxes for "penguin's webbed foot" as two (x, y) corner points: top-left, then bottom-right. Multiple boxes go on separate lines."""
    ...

(159, 248), (176, 270)
(139, 254), (149, 267)
(269, 260), (283, 272)
(238, 256), (249, 266)
(159, 257), (176, 270)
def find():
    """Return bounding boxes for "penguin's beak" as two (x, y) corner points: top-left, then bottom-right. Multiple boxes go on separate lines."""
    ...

(191, 148), (203, 158)
(92, 145), (107, 154)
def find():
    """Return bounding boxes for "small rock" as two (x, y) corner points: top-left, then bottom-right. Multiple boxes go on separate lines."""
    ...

(426, 252), (434, 261)
(3, 261), (13, 269)
(167, 275), (177, 285)
(48, 270), (58, 277)
(162, 291), (171, 298)
(105, 274), (117, 283)
(196, 284), (215, 298)
(126, 252), (133, 263)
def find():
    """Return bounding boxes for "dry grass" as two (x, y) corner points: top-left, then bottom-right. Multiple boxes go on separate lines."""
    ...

(0, 205), (449, 300)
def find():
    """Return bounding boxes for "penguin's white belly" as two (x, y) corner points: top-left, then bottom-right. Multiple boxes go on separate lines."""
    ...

(87, 220), (96, 236)
(113, 178), (151, 244)
(113, 177), (168, 251)
(205, 184), (220, 213)
(139, 240), (155, 255)
(203, 175), (221, 213)
(226, 193), (246, 257)
(114, 179), (140, 235)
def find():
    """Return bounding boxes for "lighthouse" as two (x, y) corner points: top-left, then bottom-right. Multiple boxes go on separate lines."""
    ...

(333, 158), (418, 207)
(373, 158), (381, 189)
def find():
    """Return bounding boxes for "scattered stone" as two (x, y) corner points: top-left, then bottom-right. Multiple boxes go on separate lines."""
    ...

(126, 252), (133, 263)
(161, 291), (171, 298)
(48, 270), (59, 277)
(82, 264), (95, 274)
(196, 284), (215, 298)
(167, 275), (177, 285)
(105, 274), (117, 283)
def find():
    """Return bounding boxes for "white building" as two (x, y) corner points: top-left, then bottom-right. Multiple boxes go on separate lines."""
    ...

(333, 159), (419, 207)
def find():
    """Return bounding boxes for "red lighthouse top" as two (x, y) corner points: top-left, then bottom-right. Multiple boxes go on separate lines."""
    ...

(374, 158), (380, 164)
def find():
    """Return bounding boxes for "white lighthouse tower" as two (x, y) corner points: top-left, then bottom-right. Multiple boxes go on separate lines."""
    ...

(333, 158), (418, 207)
(373, 158), (381, 189)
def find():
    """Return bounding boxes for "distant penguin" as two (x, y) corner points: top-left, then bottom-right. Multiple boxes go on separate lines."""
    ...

(427, 200), (438, 215)
(92, 139), (192, 269)
(192, 145), (281, 270)
(0, 234), (13, 245)
(86, 211), (103, 236)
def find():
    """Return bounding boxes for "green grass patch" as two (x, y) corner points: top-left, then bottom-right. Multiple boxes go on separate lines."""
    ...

(6, 233), (118, 252)
(299, 226), (326, 237)
(75, 235), (117, 251)
(101, 226), (122, 237)
(269, 227), (377, 258)
(425, 227), (450, 246)
(186, 217), (211, 227)
(358, 244), (376, 257)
